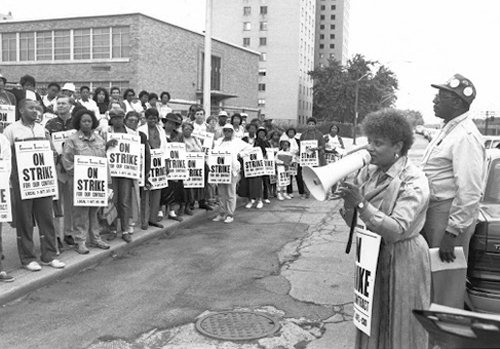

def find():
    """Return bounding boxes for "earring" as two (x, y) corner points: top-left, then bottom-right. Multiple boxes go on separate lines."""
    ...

(394, 153), (400, 160)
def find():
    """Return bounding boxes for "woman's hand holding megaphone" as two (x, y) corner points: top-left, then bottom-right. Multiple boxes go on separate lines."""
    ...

(337, 182), (365, 209)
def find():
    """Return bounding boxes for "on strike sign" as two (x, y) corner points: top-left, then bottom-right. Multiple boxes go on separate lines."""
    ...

(149, 149), (168, 189)
(243, 148), (265, 178)
(0, 105), (15, 129)
(353, 222), (381, 336)
(15, 140), (58, 200)
(73, 156), (108, 207)
(166, 143), (188, 180)
(184, 152), (205, 188)
(208, 150), (232, 184)
(0, 160), (12, 222)
(277, 165), (290, 187)
(300, 140), (319, 167)
(51, 129), (77, 155)
(107, 133), (141, 179)
(264, 148), (277, 176)
(192, 129), (214, 155)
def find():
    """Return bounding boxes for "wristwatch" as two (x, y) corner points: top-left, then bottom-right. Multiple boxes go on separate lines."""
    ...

(357, 200), (365, 210)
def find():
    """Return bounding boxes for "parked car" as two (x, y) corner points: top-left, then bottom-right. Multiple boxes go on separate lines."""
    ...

(467, 149), (500, 313)
(484, 135), (500, 150)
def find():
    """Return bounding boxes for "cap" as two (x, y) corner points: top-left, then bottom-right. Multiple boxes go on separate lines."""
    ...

(62, 82), (76, 93)
(0, 73), (6, 84)
(257, 127), (268, 136)
(218, 110), (229, 117)
(222, 124), (234, 131)
(162, 113), (182, 125)
(109, 108), (125, 118)
(431, 73), (476, 105)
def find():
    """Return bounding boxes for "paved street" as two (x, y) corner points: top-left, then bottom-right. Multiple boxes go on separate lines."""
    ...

(0, 135), (428, 349)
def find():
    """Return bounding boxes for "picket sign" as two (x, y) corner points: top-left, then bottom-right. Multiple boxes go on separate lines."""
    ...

(208, 150), (232, 184)
(0, 104), (15, 129)
(51, 129), (77, 155)
(192, 129), (214, 156)
(276, 165), (290, 187)
(264, 147), (278, 176)
(300, 140), (319, 167)
(138, 144), (145, 187)
(289, 162), (298, 176)
(15, 140), (58, 200)
(73, 156), (108, 207)
(184, 152), (205, 188)
(165, 142), (188, 180)
(353, 220), (382, 336)
(106, 133), (141, 179)
(243, 147), (266, 178)
(149, 148), (168, 189)
(0, 160), (12, 222)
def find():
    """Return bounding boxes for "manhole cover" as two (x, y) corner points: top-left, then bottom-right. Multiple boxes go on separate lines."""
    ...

(195, 311), (281, 341)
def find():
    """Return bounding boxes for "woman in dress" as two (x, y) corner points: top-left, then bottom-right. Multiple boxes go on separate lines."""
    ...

(231, 113), (245, 139)
(239, 123), (263, 208)
(93, 87), (109, 116)
(338, 108), (431, 349)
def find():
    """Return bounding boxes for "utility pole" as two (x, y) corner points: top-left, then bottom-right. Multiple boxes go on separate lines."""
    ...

(203, 0), (212, 115)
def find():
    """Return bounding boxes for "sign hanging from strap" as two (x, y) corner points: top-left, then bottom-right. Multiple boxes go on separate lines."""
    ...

(0, 160), (12, 222)
(277, 164), (290, 187)
(300, 140), (319, 167)
(51, 129), (77, 155)
(106, 133), (141, 179)
(184, 152), (205, 188)
(15, 140), (58, 200)
(166, 142), (188, 180)
(264, 148), (277, 176)
(0, 105), (15, 129)
(208, 150), (232, 184)
(192, 129), (214, 156)
(149, 148), (168, 189)
(73, 156), (108, 207)
(243, 147), (265, 178)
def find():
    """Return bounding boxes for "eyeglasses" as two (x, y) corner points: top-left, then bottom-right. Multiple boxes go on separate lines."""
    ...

(127, 94), (135, 97)
(126, 118), (139, 123)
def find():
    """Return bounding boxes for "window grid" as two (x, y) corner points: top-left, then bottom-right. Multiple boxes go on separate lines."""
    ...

(73, 28), (91, 60)
(259, 37), (267, 46)
(112, 26), (130, 58)
(36, 31), (52, 61)
(19, 32), (35, 61)
(243, 37), (250, 47)
(260, 6), (267, 15)
(258, 83), (266, 91)
(243, 22), (251, 31)
(1, 33), (17, 62)
(54, 30), (71, 60)
(92, 27), (110, 59)
(259, 21), (267, 31)
(243, 6), (251, 15)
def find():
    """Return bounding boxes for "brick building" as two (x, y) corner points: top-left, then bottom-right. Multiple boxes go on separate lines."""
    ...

(0, 13), (260, 116)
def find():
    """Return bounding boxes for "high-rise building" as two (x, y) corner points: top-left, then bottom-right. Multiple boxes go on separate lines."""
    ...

(315, 0), (350, 67)
(212, 0), (316, 125)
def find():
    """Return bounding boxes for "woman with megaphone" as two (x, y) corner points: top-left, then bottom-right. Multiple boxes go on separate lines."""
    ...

(337, 109), (431, 349)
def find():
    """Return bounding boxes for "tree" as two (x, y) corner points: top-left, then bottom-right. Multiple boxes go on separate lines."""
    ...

(400, 109), (424, 128)
(309, 54), (399, 124)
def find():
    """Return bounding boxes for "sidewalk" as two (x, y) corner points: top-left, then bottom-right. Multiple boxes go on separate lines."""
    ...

(0, 208), (213, 306)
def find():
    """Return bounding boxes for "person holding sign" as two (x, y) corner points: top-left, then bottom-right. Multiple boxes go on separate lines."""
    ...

(211, 124), (253, 223)
(62, 109), (112, 253)
(181, 123), (206, 215)
(3, 99), (65, 271)
(281, 128), (307, 199)
(275, 139), (294, 201)
(0, 132), (14, 281)
(0, 73), (16, 133)
(338, 109), (430, 349)
(300, 117), (326, 167)
(239, 123), (263, 208)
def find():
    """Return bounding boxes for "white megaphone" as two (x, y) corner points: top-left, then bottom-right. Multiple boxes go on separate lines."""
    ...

(303, 149), (371, 201)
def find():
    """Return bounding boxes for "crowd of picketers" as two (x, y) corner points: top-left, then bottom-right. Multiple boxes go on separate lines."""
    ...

(0, 74), (346, 282)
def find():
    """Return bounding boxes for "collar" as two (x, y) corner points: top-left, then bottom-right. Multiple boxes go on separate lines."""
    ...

(78, 130), (96, 141)
(20, 119), (36, 128)
(442, 111), (469, 131)
(372, 156), (406, 180)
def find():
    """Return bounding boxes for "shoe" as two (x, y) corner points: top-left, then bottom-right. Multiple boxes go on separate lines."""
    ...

(277, 193), (284, 201)
(73, 243), (90, 254)
(264, 199), (271, 204)
(184, 207), (194, 216)
(212, 215), (224, 222)
(0, 271), (14, 282)
(23, 261), (42, 272)
(141, 224), (148, 230)
(105, 231), (117, 241)
(148, 221), (164, 228)
(256, 201), (264, 209)
(245, 200), (255, 209)
(199, 204), (214, 211)
(284, 194), (292, 200)
(127, 226), (135, 234)
(224, 216), (234, 224)
(300, 194), (306, 200)
(289, 193), (294, 198)
(40, 259), (65, 269)
(158, 210), (164, 218)
(177, 209), (184, 217)
(305, 193), (310, 199)
(122, 233), (132, 243)
(64, 235), (75, 246)
(89, 240), (110, 250)
(168, 214), (183, 222)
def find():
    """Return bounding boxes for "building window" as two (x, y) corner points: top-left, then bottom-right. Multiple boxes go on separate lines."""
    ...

(200, 53), (222, 91)
(243, 37), (250, 47)
(54, 30), (71, 60)
(330, 24), (335, 29)
(243, 22), (251, 31)
(330, 44), (335, 48)
(260, 6), (267, 15)
(258, 83), (266, 91)
(19, 32), (35, 61)
(1, 33), (17, 62)
(259, 21), (267, 31)
(319, 24), (325, 30)
(258, 99), (266, 107)
(73, 28), (91, 60)
(92, 27), (110, 59)
(319, 44), (324, 49)
(258, 69), (266, 76)
(243, 6), (251, 15)
(320, 5), (325, 10)
(320, 15), (325, 20)
(331, 5), (336, 10)
(319, 34), (324, 40)
(36, 31), (52, 61)
(259, 37), (267, 46)
(260, 52), (266, 61)
(331, 15), (336, 20)
(112, 26), (130, 58)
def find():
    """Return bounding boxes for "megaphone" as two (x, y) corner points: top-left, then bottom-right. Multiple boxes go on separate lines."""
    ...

(303, 149), (371, 201)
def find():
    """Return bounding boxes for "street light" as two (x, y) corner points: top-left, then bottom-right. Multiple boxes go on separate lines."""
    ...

(353, 72), (370, 145)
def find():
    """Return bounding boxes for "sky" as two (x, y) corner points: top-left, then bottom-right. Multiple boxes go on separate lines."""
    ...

(2, 0), (499, 122)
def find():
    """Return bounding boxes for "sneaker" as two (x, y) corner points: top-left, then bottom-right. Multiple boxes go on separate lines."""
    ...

(24, 261), (42, 272)
(40, 259), (65, 269)
(256, 201), (264, 209)
(73, 243), (90, 255)
(64, 235), (75, 246)
(0, 271), (14, 282)
(89, 240), (110, 250)
(277, 193), (285, 201)
(245, 200), (255, 209)
(284, 194), (292, 200)
(212, 215), (224, 222)
(224, 216), (234, 224)
(148, 221), (164, 229)
(122, 233), (132, 243)
(289, 193), (294, 198)
(264, 199), (271, 204)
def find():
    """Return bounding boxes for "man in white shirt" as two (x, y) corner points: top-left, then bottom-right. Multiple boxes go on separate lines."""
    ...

(42, 82), (60, 114)
(76, 86), (100, 116)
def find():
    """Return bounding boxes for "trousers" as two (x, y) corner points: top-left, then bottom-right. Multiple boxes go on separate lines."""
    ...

(287, 165), (305, 194)
(111, 177), (133, 232)
(73, 206), (101, 244)
(217, 175), (238, 217)
(140, 188), (161, 227)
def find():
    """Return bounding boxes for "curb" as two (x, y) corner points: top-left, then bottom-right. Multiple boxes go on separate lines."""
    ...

(0, 209), (212, 307)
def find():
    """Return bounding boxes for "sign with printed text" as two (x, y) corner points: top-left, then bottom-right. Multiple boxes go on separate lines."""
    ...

(277, 165), (290, 187)
(264, 147), (277, 176)
(192, 129), (214, 155)
(353, 222), (382, 336)
(15, 140), (58, 200)
(51, 129), (77, 155)
(106, 133), (141, 179)
(208, 150), (232, 184)
(243, 147), (265, 178)
(149, 148), (168, 190)
(288, 162), (298, 176)
(139, 144), (145, 187)
(73, 156), (108, 207)
(0, 160), (12, 222)
(300, 140), (319, 167)
(184, 152), (205, 188)
(166, 142), (188, 180)
(0, 105), (15, 129)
